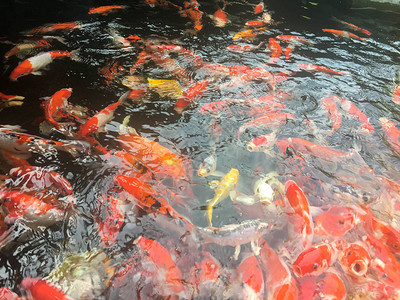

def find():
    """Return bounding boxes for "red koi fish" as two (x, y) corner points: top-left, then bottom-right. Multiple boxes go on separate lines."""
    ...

(228, 66), (276, 90)
(380, 117), (400, 156)
(21, 277), (71, 300)
(245, 20), (267, 27)
(0, 287), (19, 300)
(0, 149), (30, 168)
(99, 61), (126, 86)
(88, 5), (125, 15)
(211, 6), (228, 27)
(298, 63), (349, 76)
(254, 1), (264, 14)
(315, 272), (347, 300)
(371, 257), (400, 289)
(238, 112), (294, 137)
(313, 205), (358, 237)
(334, 18), (371, 36)
(9, 165), (74, 197)
(198, 98), (239, 115)
(321, 96), (341, 133)
(247, 131), (277, 152)
(43, 88), (72, 130)
(227, 43), (263, 53)
(9, 50), (78, 81)
(236, 255), (265, 299)
(175, 79), (209, 114)
(180, 1), (203, 32)
(292, 241), (338, 277)
(4, 40), (51, 59)
(363, 235), (400, 274)
(339, 242), (371, 277)
(393, 84), (400, 104)
(276, 137), (352, 162)
(27, 22), (80, 34)
(322, 29), (365, 41)
(258, 238), (299, 299)
(78, 92), (128, 137)
(329, 95), (374, 133)
(267, 38), (282, 64)
(96, 196), (124, 247)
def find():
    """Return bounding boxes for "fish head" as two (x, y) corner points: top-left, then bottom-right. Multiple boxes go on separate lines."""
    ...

(292, 243), (334, 277)
(339, 243), (370, 277)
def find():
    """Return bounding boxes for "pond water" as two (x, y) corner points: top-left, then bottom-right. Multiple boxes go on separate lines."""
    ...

(0, 0), (400, 299)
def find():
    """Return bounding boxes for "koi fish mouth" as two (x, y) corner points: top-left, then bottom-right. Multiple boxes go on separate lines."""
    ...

(350, 260), (368, 276)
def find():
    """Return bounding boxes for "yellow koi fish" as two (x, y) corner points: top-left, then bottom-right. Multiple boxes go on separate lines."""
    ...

(147, 78), (183, 99)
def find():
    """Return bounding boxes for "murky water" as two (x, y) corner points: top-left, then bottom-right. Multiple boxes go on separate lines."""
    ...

(0, 0), (400, 298)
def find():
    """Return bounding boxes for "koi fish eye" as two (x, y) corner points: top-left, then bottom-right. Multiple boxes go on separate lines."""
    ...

(382, 273), (388, 279)
(313, 263), (319, 270)
(347, 251), (353, 256)
(393, 243), (399, 250)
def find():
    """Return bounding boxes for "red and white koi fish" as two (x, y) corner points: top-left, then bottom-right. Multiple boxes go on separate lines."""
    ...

(0, 126), (88, 158)
(210, 6), (228, 27)
(4, 39), (51, 59)
(267, 38), (282, 64)
(329, 95), (374, 133)
(27, 22), (80, 35)
(292, 241), (339, 277)
(227, 42), (263, 53)
(254, 1), (264, 14)
(322, 28), (365, 41)
(276, 35), (311, 44)
(247, 131), (277, 152)
(43, 88), (73, 130)
(363, 235), (400, 273)
(380, 117), (400, 156)
(237, 112), (295, 137)
(175, 79), (209, 114)
(9, 50), (79, 81)
(298, 63), (349, 76)
(236, 255), (265, 299)
(333, 18), (371, 36)
(0, 92), (24, 111)
(245, 20), (267, 27)
(393, 84), (400, 104)
(0, 287), (19, 300)
(298, 272), (346, 299)
(88, 5), (126, 15)
(21, 277), (71, 300)
(9, 165), (74, 197)
(78, 92), (129, 137)
(371, 257), (400, 289)
(258, 238), (299, 299)
(313, 205), (358, 237)
(321, 96), (341, 133)
(338, 242), (371, 277)
(0, 149), (30, 168)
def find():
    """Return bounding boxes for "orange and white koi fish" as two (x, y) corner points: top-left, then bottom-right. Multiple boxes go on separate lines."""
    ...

(292, 241), (339, 277)
(21, 277), (71, 300)
(245, 20), (267, 27)
(329, 95), (374, 133)
(27, 22), (80, 35)
(43, 88), (72, 130)
(227, 42), (263, 53)
(333, 18), (371, 36)
(88, 5), (126, 15)
(0, 92), (24, 111)
(247, 131), (277, 152)
(321, 96), (341, 133)
(338, 242), (371, 277)
(393, 84), (400, 104)
(380, 117), (400, 156)
(258, 238), (299, 299)
(236, 255), (265, 299)
(298, 63), (349, 76)
(9, 50), (79, 81)
(0, 126), (87, 158)
(322, 28), (365, 41)
(210, 6), (228, 27)
(180, 1), (203, 32)
(238, 112), (294, 137)
(175, 79), (209, 114)
(276, 35), (311, 44)
(232, 27), (267, 41)
(254, 1), (264, 14)
(371, 257), (400, 289)
(267, 38), (282, 64)
(313, 205), (358, 237)
(78, 92), (129, 137)
(4, 39), (51, 59)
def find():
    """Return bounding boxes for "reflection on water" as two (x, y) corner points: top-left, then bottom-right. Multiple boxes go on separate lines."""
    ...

(0, 0), (400, 298)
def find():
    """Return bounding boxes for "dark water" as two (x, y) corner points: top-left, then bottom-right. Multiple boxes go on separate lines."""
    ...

(0, 0), (400, 298)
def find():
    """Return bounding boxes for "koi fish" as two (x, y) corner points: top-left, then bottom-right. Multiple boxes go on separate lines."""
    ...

(0, 287), (19, 300)
(175, 79), (209, 114)
(4, 39), (51, 59)
(0, 92), (24, 111)
(313, 205), (358, 237)
(198, 98), (239, 115)
(393, 84), (400, 104)
(238, 112), (295, 137)
(27, 22), (80, 34)
(197, 149), (218, 177)
(245, 20), (267, 27)
(298, 63), (349, 76)
(236, 255), (265, 299)
(43, 88), (72, 130)
(267, 38), (282, 64)
(322, 29), (365, 41)
(21, 277), (71, 300)
(206, 168), (239, 227)
(247, 131), (277, 153)
(78, 92), (129, 137)
(96, 196), (124, 247)
(144, 0), (180, 8)
(0, 149), (30, 168)
(0, 126), (87, 158)
(276, 35), (311, 44)
(292, 241), (339, 277)
(88, 5), (126, 15)
(113, 150), (155, 182)
(9, 50), (79, 81)
(380, 117), (400, 156)
(363, 235), (400, 274)
(210, 7), (228, 27)
(147, 78), (183, 99)
(321, 96), (341, 133)
(232, 27), (268, 41)
(227, 43), (263, 53)
(339, 242), (371, 277)
(9, 165), (74, 197)
(333, 18), (371, 36)
(371, 257), (400, 289)
(314, 272), (346, 300)
(180, 1), (203, 32)
(254, 1), (264, 14)
(329, 95), (374, 133)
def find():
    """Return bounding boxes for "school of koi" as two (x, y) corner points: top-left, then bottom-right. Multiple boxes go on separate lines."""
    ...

(0, 0), (399, 299)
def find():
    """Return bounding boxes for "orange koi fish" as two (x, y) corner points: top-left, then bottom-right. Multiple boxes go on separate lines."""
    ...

(27, 22), (80, 35)
(292, 241), (339, 277)
(21, 278), (71, 299)
(180, 1), (203, 32)
(0, 287), (19, 299)
(363, 235), (400, 274)
(371, 257), (400, 289)
(322, 28), (365, 41)
(267, 38), (282, 64)
(227, 43), (263, 53)
(198, 98), (241, 115)
(236, 255), (265, 299)
(96, 196), (124, 247)
(175, 79), (209, 114)
(339, 242), (371, 277)
(254, 1), (264, 14)
(258, 238), (299, 299)
(113, 150), (155, 182)
(99, 61), (126, 86)
(0, 149), (30, 168)
(238, 112), (295, 137)
(334, 18), (371, 36)
(227, 66), (276, 90)
(88, 5), (125, 15)
(313, 205), (358, 237)
(4, 39), (51, 59)
(276, 35), (311, 44)
(9, 50), (79, 81)
(298, 63), (349, 76)
(380, 117), (400, 156)
(393, 84), (400, 104)
(329, 95), (374, 133)
(321, 96), (341, 133)
(78, 92), (129, 137)
(315, 272), (346, 299)
(232, 27), (267, 41)
(43, 88), (73, 130)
